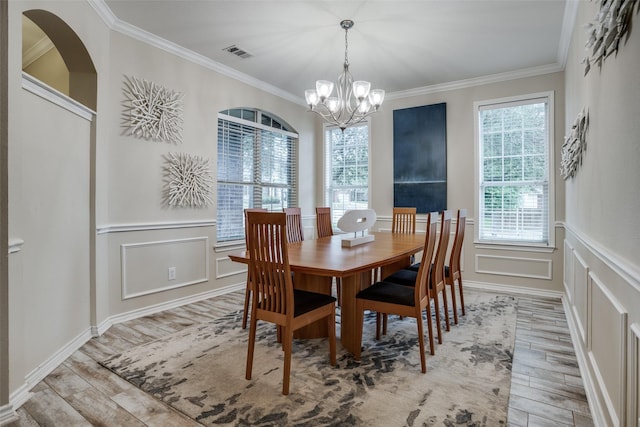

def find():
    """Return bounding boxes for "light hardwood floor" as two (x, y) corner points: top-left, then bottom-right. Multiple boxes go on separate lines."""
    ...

(6, 289), (593, 426)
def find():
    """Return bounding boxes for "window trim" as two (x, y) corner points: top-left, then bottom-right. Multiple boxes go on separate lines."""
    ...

(216, 109), (298, 244)
(473, 91), (555, 249)
(322, 120), (372, 226)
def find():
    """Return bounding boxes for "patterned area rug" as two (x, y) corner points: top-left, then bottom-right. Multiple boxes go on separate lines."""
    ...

(101, 290), (516, 426)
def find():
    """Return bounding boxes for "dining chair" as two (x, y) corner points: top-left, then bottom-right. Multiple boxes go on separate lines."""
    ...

(245, 211), (336, 395)
(354, 212), (438, 373)
(382, 210), (452, 344)
(378, 206), (418, 329)
(391, 207), (417, 234)
(446, 209), (467, 324)
(241, 208), (267, 329)
(316, 207), (341, 305)
(284, 207), (304, 243)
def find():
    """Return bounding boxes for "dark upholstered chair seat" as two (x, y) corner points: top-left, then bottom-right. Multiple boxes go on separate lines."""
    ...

(383, 269), (418, 287)
(356, 281), (415, 306)
(293, 289), (337, 317)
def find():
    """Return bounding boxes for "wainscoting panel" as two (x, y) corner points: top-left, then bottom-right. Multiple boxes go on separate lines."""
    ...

(216, 255), (246, 280)
(588, 272), (628, 427)
(121, 237), (209, 299)
(564, 240), (574, 303)
(572, 250), (589, 346)
(475, 254), (552, 280)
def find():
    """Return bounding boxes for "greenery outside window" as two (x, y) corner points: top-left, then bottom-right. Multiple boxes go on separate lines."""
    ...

(217, 108), (298, 243)
(324, 123), (370, 227)
(475, 92), (554, 246)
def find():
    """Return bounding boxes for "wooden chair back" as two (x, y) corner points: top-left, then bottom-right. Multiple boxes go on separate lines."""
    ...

(392, 207), (416, 234)
(315, 207), (333, 238)
(246, 212), (293, 319)
(283, 207), (304, 242)
(431, 210), (452, 289)
(449, 209), (467, 277)
(244, 208), (267, 245)
(414, 212), (439, 304)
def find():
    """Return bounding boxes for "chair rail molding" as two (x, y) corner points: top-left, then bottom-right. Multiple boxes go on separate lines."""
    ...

(97, 219), (215, 234)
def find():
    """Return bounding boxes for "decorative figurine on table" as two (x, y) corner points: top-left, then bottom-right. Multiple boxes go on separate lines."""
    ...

(337, 209), (377, 247)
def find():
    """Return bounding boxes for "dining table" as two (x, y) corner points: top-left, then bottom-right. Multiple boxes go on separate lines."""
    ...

(229, 231), (426, 355)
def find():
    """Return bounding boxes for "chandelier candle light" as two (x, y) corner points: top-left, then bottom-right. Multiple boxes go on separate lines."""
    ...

(305, 20), (385, 131)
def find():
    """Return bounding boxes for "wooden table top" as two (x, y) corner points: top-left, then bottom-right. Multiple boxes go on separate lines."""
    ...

(228, 231), (425, 277)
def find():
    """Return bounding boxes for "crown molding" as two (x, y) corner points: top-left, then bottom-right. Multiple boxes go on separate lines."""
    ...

(87, 0), (303, 106)
(22, 35), (54, 69)
(88, 0), (569, 105)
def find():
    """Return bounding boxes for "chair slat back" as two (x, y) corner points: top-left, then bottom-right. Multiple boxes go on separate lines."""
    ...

(392, 207), (416, 234)
(315, 207), (333, 238)
(284, 207), (304, 243)
(431, 210), (452, 289)
(415, 212), (439, 302)
(244, 208), (267, 245)
(246, 212), (293, 316)
(449, 209), (467, 275)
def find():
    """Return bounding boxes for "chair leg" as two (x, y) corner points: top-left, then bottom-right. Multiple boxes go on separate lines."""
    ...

(282, 326), (293, 395)
(416, 314), (427, 373)
(328, 308), (337, 366)
(383, 314), (388, 335)
(355, 301), (364, 360)
(242, 279), (251, 329)
(245, 316), (257, 380)
(425, 304), (435, 355)
(442, 287), (450, 332)
(433, 291), (443, 344)
(458, 275), (466, 316)
(375, 312), (381, 341)
(449, 279), (459, 325)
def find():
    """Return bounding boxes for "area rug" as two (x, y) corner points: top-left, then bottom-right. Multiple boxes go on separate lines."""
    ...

(101, 290), (516, 426)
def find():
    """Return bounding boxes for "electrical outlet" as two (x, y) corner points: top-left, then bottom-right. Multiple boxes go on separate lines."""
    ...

(168, 267), (176, 281)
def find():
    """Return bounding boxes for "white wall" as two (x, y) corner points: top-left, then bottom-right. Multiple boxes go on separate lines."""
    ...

(361, 72), (566, 294)
(562, 1), (640, 426)
(4, 0), (315, 418)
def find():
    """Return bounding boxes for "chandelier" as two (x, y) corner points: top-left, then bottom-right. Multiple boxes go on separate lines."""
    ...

(304, 20), (385, 131)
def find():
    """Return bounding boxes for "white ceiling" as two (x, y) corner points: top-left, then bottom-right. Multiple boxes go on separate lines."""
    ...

(102, 0), (574, 102)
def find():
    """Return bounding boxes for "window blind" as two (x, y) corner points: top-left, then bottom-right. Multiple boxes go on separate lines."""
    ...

(217, 111), (297, 242)
(478, 97), (550, 244)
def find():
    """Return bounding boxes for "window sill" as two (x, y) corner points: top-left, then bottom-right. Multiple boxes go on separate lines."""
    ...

(474, 241), (557, 253)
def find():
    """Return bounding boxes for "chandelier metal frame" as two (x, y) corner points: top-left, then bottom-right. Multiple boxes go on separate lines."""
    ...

(304, 20), (385, 131)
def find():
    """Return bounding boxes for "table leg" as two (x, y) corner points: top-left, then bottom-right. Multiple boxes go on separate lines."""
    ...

(339, 270), (373, 355)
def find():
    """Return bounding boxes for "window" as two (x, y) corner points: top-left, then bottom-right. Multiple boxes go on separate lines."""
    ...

(324, 123), (370, 226)
(475, 92), (554, 246)
(217, 109), (298, 243)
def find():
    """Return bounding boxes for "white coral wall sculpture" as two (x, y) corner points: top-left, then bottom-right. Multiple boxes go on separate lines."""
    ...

(164, 152), (214, 207)
(122, 75), (184, 144)
(561, 109), (589, 180)
(582, 0), (638, 75)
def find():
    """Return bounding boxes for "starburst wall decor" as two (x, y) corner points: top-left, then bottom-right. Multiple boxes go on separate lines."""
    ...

(164, 152), (214, 207)
(122, 75), (184, 144)
(582, 0), (637, 75)
(560, 108), (589, 180)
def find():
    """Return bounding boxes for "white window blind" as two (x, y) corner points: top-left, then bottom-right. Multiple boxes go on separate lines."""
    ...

(477, 95), (551, 244)
(324, 123), (369, 226)
(217, 109), (298, 242)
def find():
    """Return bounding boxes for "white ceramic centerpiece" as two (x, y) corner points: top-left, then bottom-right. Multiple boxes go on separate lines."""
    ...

(337, 209), (377, 247)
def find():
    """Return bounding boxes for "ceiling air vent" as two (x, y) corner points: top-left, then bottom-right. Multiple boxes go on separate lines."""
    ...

(222, 45), (252, 59)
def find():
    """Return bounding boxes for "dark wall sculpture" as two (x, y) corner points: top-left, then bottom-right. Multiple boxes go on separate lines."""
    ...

(393, 102), (447, 213)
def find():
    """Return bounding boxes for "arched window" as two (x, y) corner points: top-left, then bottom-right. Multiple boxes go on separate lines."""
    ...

(216, 108), (298, 243)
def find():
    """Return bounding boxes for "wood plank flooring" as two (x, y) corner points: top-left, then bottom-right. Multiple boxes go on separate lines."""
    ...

(6, 289), (593, 426)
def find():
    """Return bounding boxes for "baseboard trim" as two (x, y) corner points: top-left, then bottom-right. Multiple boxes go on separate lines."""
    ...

(94, 282), (246, 336)
(0, 403), (18, 426)
(464, 280), (564, 299)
